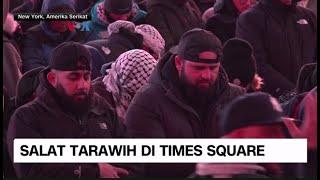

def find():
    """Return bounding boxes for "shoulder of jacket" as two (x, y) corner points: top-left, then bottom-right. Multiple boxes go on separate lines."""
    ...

(227, 83), (246, 95)
(207, 14), (225, 25)
(239, 5), (266, 19)
(26, 24), (42, 32)
(137, 82), (164, 97)
(11, 100), (43, 124)
(295, 6), (316, 18)
(131, 82), (165, 107)
(24, 26), (47, 44)
(90, 92), (116, 115)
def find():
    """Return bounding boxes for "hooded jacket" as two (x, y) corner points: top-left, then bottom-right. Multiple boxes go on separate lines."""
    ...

(77, 1), (147, 42)
(145, 0), (204, 51)
(236, 0), (317, 98)
(125, 52), (245, 177)
(206, 0), (239, 43)
(21, 0), (90, 72)
(6, 68), (126, 178)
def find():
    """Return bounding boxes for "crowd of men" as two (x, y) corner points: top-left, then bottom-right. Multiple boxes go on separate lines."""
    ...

(3, 0), (317, 178)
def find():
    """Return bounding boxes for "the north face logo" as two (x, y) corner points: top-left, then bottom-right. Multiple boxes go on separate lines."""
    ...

(296, 19), (308, 25)
(99, 123), (108, 130)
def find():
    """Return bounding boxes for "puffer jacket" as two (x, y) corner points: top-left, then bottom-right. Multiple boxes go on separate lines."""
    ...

(205, 0), (239, 43)
(125, 51), (245, 177)
(145, 0), (204, 51)
(6, 68), (127, 178)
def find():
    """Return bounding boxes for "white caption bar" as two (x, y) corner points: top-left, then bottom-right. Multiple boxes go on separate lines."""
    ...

(14, 138), (307, 163)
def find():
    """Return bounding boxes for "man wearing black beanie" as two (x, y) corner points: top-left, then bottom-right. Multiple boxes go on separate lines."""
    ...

(7, 42), (137, 178)
(222, 38), (264, 92)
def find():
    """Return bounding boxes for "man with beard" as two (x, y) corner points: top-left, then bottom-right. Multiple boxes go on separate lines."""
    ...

(6, 42), (134, 178)
(125, 28), (245, 177)
(145, 0), (204, 51)
(236, 0), (317, 98)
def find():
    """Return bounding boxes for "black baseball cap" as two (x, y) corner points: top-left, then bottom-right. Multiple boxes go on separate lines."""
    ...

(48, 41), (92, 71)
(220, 92), (285, 136)
(176, 28), (223, 64)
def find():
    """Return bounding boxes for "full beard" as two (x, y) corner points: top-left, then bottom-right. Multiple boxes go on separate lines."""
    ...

(179, 73), (216, 106)
(55, 84), (92, 116)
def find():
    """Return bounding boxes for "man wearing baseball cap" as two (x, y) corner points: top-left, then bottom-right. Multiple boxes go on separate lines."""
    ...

(195, 92), (302, 178)
(125, 28), (245, 177)
(7, 42), (134, 178)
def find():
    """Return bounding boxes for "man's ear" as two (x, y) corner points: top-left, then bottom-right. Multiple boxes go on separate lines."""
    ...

(175, 55), (183, 75)
(47, 71), (57, 88)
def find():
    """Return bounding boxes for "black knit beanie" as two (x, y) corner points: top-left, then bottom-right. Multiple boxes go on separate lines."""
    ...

(222, 38), (257, 87)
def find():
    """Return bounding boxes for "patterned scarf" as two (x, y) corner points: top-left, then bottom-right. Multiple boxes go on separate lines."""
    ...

(135, 24), (165, 56)
(103, 49), (157, 122)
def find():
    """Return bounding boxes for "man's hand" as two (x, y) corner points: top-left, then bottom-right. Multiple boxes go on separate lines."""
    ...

(98, 163), (129, 178)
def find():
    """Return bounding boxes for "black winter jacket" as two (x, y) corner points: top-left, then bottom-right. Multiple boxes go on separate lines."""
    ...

(125, 52), (245, 177)
(236, 0), (317, 98)
(6, 69), (126, 178)
(205, 0), (239, 43)
(145, 0), (203, 51)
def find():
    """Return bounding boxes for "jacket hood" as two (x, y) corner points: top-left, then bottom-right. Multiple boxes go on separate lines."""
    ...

(41, 0), (75, 13)
(16, 66), (45, 107)
(213, 0), (239, 16)
(149, 50), (230, 101)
